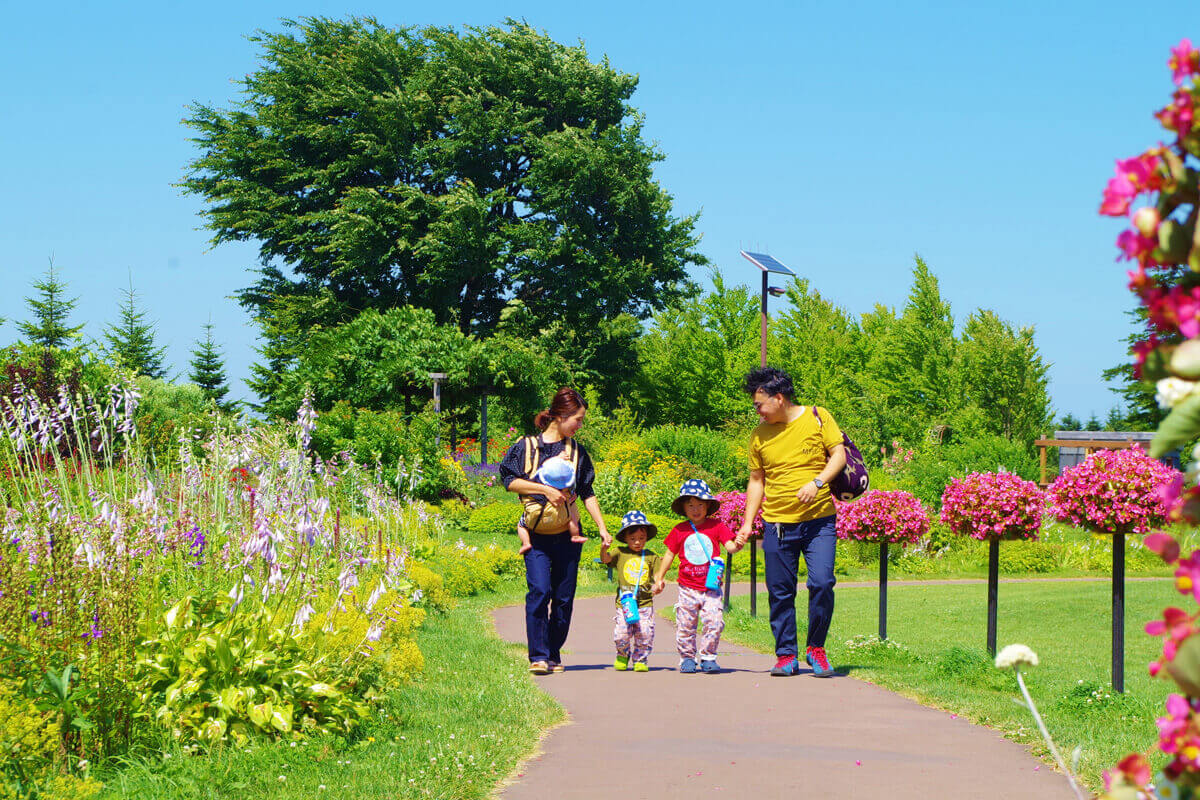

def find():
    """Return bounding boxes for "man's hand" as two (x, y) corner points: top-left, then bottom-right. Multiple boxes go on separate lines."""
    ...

(736, 524), (753, 548)
(796, 481), (819, 505)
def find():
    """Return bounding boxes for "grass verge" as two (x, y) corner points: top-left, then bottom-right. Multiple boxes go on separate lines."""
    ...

(712, 578), (1177, 790)
(99, 581), (563, 799)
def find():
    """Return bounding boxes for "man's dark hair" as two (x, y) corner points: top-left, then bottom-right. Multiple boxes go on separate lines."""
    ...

(743, 367), (794, 399)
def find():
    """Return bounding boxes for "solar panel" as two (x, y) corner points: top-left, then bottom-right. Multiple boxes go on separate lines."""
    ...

(740, 250), (796, 276)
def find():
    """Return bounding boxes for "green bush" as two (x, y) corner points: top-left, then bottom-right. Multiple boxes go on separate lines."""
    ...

(997, 541), (1061, 574)
(641, 425), (744, 489)
(135, 378), (236, 465)
(312, 402), (462, 501)
(468, 502), (521, 539)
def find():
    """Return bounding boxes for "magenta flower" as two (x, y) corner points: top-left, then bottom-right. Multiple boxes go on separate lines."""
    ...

(835, 490), (930, 546)
(1100, 171), (1136, 216)
(1047, 446), (1178, 534)
(714, 491), (763, 537)
(1116, 228), (1157, 262)
(1170, 38), (1200, 86)
(940, 472), (1043, 541)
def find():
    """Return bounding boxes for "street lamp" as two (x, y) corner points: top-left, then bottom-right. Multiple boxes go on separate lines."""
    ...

(429, 372), (447, 449)
(738, 251), (797, 616)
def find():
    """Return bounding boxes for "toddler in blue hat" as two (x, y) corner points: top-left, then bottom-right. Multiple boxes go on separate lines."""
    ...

(600, 510), (661, 671)
(652, 479), (742, 673)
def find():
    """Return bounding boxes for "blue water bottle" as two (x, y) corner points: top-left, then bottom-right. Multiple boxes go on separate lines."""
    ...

(619, 590), (640, 624)
(705, 556), (725, 591)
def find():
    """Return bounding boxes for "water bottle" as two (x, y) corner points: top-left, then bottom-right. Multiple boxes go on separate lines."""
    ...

(705, 556), (725, 591)
(619, 590), (640, 624)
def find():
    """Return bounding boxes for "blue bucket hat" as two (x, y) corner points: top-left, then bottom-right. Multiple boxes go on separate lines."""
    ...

(616, 510), (657, 542)
(671, 478), (721, 518)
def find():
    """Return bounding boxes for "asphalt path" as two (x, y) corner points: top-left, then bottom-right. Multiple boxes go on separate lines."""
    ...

(492, 584), (1080, 800)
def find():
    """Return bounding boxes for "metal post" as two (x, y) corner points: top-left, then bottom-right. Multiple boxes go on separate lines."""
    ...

(1113, 532), (1125, 693)
(750, 537), (758, 617)
(723, 549), (733, 611)
(480, 392), (489, 464)
(879, 541), (888, 640)
(987, 538), (1000, 657)
(760, 271), (769, 367)
(430, 373), (446, 449)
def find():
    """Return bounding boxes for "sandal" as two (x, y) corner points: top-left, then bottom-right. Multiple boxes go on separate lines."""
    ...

(548, 661), (565, 673)
(528, 661), (550, 675)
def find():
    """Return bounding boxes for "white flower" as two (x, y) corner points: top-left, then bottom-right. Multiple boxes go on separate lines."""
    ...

(995, 644), (1039, 670)
(1157, 377), (1198, 410)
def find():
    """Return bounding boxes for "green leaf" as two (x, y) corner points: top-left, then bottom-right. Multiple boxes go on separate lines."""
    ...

(1152, 393), (1200, 458)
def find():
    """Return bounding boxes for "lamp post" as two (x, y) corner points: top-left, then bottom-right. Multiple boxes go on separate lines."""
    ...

(739, 251), (796, 616)
(429, 372), (446, 449)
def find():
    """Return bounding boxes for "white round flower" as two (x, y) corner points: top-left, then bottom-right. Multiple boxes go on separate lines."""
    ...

(1157, 377), (1198, 410)
(995, 644), (1039, 670)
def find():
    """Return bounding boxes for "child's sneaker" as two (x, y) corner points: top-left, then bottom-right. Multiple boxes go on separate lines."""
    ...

(679, 657), (698, 673)
(770, 655), (801, 676)
(806, 646), (834, 677)
(700, 659), (721, 674)
(613, 655), (629, 672)
(633, 662), (649, 672)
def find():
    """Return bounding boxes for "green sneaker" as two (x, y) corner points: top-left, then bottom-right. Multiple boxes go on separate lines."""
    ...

(633, 662), (649, 672)
(614, 655), (629, 671)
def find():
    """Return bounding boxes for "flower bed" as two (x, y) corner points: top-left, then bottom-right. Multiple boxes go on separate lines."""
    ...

(940, 471), (1043, 541)
(836, 490), (930, 546)
(1047, 446), (1178, 535)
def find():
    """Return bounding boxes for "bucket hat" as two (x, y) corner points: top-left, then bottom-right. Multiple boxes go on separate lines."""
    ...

(616, 510), (657, 543)
(671, 478), (722, 518)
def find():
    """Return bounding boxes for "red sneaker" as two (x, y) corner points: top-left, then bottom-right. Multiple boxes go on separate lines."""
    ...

(770, 655), (800, 676)
(806, 646), (834, 677)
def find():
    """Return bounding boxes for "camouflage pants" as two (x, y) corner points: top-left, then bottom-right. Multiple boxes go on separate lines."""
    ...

(613, 605), (656, 663)
(674, 585), (725, 661)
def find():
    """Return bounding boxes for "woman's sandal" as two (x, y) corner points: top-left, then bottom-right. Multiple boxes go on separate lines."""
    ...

(548, 661), (565, 673)
(528, 661), (550, 675)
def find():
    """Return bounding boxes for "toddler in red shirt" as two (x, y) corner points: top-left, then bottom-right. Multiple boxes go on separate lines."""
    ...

(652, 479), (742, 673)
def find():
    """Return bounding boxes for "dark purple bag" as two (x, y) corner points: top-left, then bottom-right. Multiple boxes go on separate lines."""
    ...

(812, 406), (870, 501)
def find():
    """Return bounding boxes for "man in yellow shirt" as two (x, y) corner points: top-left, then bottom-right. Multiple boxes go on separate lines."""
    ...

(736, 367), (846, 678)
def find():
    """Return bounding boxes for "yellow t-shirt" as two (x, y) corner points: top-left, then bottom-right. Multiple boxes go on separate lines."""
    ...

(748, 406), (843, 523)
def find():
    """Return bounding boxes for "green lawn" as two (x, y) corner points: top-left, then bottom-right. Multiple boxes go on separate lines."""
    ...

(99, 581), (564, 800)
(712, 578), (1178, 789)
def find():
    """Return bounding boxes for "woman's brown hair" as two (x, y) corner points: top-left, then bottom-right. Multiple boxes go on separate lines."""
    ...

(533, 387), (588, 431)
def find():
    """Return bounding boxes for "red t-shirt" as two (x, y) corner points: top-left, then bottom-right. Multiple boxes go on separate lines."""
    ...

(663, 519), (735, 592)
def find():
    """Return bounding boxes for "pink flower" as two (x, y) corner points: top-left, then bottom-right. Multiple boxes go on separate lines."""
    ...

(1100, 171), (1137, 216)
(1048, 446), (1178, 534)
(835, 490), (930, 546)
(714, 491), (763, 537)
(1170, 39), (1200, 86)
(940, 472), (1043, 541)
(1156, 89), (1196, 137)
(1116, 228), (1157, 262)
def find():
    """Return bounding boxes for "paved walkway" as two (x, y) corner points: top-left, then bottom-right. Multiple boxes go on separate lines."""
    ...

(492, 586), (1078, 800)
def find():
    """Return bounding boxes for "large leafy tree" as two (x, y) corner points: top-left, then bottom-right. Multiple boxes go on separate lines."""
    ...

(182, 17), (704, 409)
(19, 260), (84, 350)
(101, 276), (168, 379)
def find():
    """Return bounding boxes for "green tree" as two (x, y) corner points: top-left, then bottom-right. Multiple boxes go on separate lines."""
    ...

(19, 259), (84, 349)
(1100, 307), (1164, 432)
(957, 309), (1052, 444)
(631, 272), (759, 427)
(188, 321), (233, 411)
(1058, 413), (1083, 431)
(183, 17), (705, 410)
(101, 275), (168, 379)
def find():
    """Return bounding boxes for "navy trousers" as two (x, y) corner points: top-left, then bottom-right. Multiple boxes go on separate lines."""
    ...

(523, 533), (583, 663)
(761, 515), (837, 656)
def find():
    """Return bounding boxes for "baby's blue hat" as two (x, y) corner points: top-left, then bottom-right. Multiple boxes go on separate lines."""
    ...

(535, 456), (576, 490)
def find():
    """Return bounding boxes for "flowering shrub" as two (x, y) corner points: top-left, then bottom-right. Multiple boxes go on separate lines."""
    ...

(939, 471), (1043, 541)
(1047, 446), (1178, 534)
(835, 490), (930, 546)
(714, 491), (763, 539)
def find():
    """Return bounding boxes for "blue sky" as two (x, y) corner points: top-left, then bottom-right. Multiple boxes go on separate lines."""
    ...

(1, 0), (1189, 421)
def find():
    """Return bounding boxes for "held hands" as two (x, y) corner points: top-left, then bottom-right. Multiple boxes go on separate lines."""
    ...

(735, 525), (753, 548)
(652, 579), (665, 595)
(795, 480), (820, 505)
(598, 529), (613, 548)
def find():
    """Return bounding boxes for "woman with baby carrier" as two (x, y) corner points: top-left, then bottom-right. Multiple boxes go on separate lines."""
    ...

(499, 387), (613, 675)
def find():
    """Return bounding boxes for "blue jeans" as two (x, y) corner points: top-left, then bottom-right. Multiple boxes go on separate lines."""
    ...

(762, 515), (837, 656)
(524, 533), (583, 663)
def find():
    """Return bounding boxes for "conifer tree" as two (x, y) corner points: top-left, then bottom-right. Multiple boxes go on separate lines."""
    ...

(102, 275), (168, 378)
(19, 259), (84, 349)
(189, 321), (232, 410)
